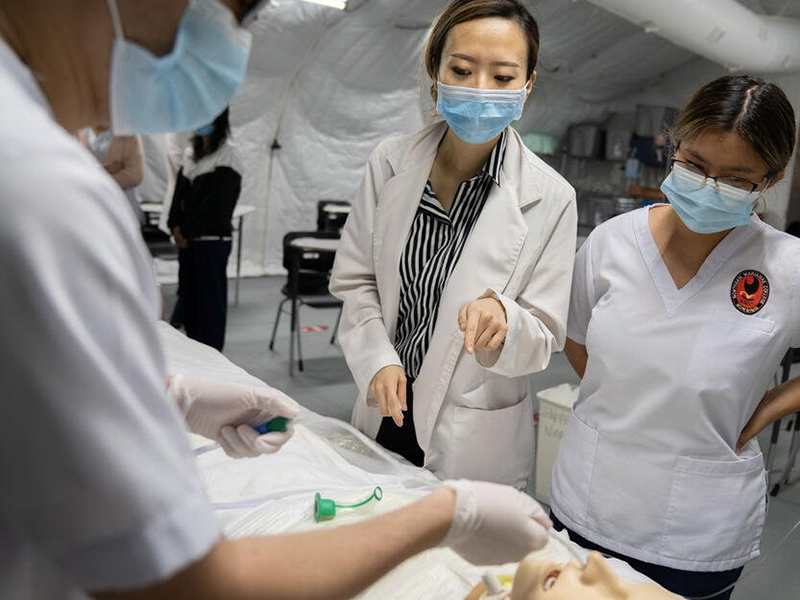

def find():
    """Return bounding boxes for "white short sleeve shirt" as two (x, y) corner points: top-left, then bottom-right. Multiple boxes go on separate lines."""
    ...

(553, 205), (800, 570)
(0, 43), (219, 598)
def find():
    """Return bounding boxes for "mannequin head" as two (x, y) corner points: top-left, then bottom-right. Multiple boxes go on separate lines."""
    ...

(510, 552), (677, 600)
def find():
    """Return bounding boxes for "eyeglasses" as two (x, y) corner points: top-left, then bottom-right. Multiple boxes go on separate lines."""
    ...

(670, 158), (767, 193)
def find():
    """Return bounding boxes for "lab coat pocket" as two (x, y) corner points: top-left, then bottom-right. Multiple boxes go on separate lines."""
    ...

(684, 309), (774, 398)
(549, 411), (598, 524)
(661, 453), (766, 563)
(448, 398), (534, 489)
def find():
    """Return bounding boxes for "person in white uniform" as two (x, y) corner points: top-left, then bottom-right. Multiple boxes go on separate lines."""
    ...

(330, 0), (577, 488)
(550, 75), (797, 600)
(0, 1), (554, 598)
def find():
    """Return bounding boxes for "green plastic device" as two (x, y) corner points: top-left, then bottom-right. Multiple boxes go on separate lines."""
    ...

(314, 486), (383, 523)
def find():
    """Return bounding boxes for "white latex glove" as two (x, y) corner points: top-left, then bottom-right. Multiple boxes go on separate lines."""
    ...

(439, 479), (552, 565)
(168, 374), (300, 458)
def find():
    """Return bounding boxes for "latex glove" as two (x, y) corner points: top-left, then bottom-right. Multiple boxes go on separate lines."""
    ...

(169, 374), (300, 458)
(440, 480), (552, 565)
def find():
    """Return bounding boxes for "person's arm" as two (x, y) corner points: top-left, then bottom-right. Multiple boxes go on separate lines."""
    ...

(109, 136), (144, 189)
(470, 190), (578, 376)
(93, 479), (552, 600)
(94, 488), (455, 600)
(168, 169), (189, 247)
(329, 144), (406, 421)
(737, 375), (800, 450)
(564, 337), (588, 379)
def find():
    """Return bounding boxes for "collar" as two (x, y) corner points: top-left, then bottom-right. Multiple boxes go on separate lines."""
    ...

(386, 121), (542, 209)
(480, 129), (507, 187)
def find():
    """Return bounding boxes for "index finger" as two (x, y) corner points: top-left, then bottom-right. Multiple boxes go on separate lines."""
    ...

(385, 382), (404, 427)
(458, 304), (469, 331)
(464, 305), (481, 354)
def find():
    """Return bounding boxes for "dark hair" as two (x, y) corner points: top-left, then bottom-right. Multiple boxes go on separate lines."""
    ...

(424, 0), (539, 102)
(192, 108), (231, 161)
(668, 75), (796, 177)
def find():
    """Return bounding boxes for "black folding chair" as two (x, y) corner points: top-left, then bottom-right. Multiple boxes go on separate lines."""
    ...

(316, 199), (351, 234)
(268, 230), (343, 374)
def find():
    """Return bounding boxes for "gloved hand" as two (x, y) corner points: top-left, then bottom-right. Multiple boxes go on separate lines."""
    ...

(168, 374), (300, 458)
(439, 479), (552, 565)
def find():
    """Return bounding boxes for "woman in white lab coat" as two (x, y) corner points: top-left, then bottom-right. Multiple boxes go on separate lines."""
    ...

(550, 75), (797, 600)
(330, 0), (577, 489)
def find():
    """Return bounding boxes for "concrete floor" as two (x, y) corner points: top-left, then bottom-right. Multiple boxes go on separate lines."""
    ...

(163, 275), (800, 599)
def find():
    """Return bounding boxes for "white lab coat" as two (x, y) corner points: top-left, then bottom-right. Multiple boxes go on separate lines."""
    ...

(331, 122), (577, 487)
(551, 206), (800, 571)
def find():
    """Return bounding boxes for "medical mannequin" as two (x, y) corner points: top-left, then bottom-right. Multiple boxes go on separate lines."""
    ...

(466, 553), (677, 600)
(510, 553), (676, 600)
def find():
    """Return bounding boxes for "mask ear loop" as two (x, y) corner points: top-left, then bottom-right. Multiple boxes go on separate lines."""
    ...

(753, 173), (775, 215)
(106, 0), (125, 39)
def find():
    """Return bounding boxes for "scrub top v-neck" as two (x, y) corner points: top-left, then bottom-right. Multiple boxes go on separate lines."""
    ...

(551, 205), (800, 572)
(635, 205), (755, 316)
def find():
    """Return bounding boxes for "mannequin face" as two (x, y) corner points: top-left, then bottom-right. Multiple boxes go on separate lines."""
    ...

(510, 552), (677, 600)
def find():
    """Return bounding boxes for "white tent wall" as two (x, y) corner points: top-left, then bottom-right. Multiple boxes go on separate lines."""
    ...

(231, 0), (444, 276)
(228, 0), (800, 276)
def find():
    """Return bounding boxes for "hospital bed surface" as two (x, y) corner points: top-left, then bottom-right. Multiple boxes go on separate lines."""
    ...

(159, 322), (657, 598)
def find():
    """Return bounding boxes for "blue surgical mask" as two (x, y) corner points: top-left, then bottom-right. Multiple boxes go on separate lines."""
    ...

(194, 123), (215, 137)
(107, 0), (252, 134)
(437, 81), (528, 145)
(660, 164), (758, 234)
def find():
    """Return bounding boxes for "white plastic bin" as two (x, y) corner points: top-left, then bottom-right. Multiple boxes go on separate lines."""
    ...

(535, 383), (579, 503)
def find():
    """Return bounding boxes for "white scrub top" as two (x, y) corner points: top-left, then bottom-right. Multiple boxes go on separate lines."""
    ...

(551, 205), (800, 572)
(0, 43), (219, 598)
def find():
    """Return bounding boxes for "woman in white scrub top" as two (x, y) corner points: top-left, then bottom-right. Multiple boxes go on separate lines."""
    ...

(550, 75), (797, 600)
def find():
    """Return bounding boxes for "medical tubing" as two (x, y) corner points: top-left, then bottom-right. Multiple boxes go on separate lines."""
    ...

(334, 486), (383, 508)
(686, 514), (800, 600)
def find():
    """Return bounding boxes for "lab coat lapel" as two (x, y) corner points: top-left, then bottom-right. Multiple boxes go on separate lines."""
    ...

(373, 126), (442, 341)
(414, 130), (541, 450)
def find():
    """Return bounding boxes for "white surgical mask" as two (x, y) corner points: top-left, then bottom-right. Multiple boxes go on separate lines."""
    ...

(437, 81), (528, 145)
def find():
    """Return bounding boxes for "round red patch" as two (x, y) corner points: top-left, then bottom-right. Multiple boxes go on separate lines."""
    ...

(731, 270), (769, 315)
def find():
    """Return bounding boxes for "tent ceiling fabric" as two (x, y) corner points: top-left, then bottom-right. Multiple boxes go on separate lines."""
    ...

(231, 0), (800, 274)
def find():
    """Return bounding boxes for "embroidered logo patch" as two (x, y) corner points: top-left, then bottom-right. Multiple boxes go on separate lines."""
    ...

(731, 270), (769, 315)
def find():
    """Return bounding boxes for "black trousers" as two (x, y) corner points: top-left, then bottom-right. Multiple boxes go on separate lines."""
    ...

(550, 512), (743, 600)
(375, 378), (425, 467)
(173, 240), (232, 351)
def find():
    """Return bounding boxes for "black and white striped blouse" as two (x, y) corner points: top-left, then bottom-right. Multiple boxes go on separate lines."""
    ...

(394, 130), (507, 379)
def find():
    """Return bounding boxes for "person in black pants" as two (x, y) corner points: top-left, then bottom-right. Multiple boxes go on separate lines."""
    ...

(168, 108), (241, 351)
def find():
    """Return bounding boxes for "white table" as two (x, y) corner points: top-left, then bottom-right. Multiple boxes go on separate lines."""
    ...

(289, 237), (341, 253)
(141, 203), (256, 306)
(322, 204), (351, 214)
